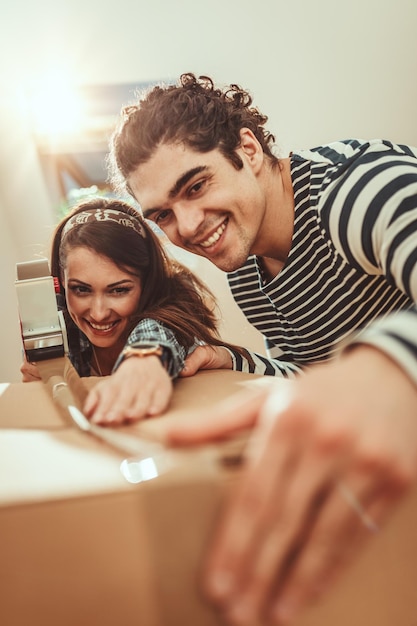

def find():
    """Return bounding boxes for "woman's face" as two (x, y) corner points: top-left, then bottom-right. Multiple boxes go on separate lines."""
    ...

(63, 246), (142, 351)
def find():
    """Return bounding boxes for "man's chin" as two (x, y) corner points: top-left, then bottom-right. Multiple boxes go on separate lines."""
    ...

(181, 243), (248, 273)
(206, 255), (248, 273)
(206, 238), (251, 272)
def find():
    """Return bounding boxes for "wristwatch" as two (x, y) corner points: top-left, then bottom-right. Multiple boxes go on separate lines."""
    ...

(113, 342), (170, 373)
(122, 343), (164, 360)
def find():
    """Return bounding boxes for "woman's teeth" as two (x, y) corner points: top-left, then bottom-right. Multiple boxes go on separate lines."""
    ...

(89, 322), (115, 331)
(200, 222), (226, 248)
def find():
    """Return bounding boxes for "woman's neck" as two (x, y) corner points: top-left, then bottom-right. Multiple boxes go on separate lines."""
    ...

(91, 343), (122, 376)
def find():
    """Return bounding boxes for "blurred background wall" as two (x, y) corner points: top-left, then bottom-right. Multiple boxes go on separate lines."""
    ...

(1, 0), (416, 382)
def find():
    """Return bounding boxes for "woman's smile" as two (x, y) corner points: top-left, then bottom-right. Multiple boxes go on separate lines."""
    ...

(85, 319), (120, 336)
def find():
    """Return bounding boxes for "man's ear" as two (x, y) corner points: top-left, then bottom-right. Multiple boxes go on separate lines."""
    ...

(239, 127), (264, 173)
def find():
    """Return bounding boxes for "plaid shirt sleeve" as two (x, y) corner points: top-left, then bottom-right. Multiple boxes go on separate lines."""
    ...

(112, 318), (187, 378)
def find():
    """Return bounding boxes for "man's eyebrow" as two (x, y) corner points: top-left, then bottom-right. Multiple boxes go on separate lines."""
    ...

(168, 166), (208, 199)
(142, 166), (208, 219)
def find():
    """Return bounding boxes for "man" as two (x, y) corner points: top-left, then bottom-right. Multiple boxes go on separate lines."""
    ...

(108, 74), (417, 625)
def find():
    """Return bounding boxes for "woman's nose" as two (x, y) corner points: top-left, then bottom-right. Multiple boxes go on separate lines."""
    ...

(90, 297), (110, 320)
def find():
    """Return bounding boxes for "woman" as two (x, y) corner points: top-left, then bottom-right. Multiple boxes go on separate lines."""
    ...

(21, 197), (238, 425)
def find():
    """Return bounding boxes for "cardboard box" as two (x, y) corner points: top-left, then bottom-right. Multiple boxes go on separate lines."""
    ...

(1, 364), (417, 626)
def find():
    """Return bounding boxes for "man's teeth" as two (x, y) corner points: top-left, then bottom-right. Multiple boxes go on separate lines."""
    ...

(90, 322), (114, 330)
(200, 222), (226, 248)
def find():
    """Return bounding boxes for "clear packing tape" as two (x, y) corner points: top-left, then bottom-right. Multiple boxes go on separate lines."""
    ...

(36, 357), (183, 483)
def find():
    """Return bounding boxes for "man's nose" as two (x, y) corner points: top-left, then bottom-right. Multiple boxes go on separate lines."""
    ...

(174, 203), (205, 241)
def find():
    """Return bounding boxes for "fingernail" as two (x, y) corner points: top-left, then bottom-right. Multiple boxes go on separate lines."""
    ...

(206, 571), (235, 601)
(91, 412), (111, 424)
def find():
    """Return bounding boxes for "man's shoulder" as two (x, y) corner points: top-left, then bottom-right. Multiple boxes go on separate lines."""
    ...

(292, 138), (417, 167)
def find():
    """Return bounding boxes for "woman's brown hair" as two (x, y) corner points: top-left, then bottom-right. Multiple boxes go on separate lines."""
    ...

(51, 197), (240, 374)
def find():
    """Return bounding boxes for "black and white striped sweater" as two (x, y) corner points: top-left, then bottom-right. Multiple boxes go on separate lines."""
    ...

(227, 139), (417, 385)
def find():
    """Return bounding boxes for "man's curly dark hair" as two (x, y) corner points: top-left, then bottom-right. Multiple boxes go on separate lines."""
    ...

(108, 73), (279, 196)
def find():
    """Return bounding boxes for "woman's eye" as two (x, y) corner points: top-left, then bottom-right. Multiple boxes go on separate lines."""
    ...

(69, 285), (90, 295)
(111, 287), (130, 295)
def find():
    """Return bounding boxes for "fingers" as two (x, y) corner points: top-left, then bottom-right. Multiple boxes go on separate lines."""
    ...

(205, 463), (384, 626)
(201, 392), (414, 625)
(84, 357), (173, 425)
(88, 380), (172, 424)
(203, 425), (300, 622)
(83, 387), (99, 417)
(200, 394), (310, 619)
(197, 348), (417, 625)
(180, 345), (233, 377)
(20, 360), (41, 382)
(180, 348), (207, 377)
(266, 478), (394, 625)
(86, 379), (171, 425)
(166, 388), (269, 446)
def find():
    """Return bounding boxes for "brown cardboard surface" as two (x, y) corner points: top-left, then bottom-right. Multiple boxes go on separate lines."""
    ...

(0, 491), (159, 626)
(0, 380), (69, 429)
(0, 444), (230, 626)
(0, 365), (249, 626)
(1, 367), (417, 625)
(0, 361), (265, 431)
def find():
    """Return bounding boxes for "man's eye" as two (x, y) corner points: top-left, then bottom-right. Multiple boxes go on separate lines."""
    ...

(189, 180), (205, 195)
(155, 210), (170, 224)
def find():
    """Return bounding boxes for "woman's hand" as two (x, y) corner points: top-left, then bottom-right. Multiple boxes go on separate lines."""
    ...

(180, 345), (233, 377)
(166, 346), (417, 625)
(20, 356), (42, 382)
(83, 355), (173, 425)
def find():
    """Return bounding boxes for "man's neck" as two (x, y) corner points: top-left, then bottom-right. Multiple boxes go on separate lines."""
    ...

(256, 157), (295, 267)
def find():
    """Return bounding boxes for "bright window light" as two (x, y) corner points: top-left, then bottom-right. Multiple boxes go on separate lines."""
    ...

(24, 71), (87, 138)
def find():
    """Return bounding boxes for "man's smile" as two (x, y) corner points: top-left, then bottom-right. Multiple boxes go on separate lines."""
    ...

(199, 219), (228, 249)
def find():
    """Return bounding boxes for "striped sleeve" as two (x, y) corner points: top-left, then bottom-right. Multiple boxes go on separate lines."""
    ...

(319, 140), (417, 383)
(320, 140), (417, 299)
(224, 346), (303, 378)
(346, 309), (417, 386)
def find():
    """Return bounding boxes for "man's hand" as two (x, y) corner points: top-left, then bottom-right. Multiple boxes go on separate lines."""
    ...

(166, 346), (417, 625)
(84, 355), (172, 425)
(180, 345), (233, 377)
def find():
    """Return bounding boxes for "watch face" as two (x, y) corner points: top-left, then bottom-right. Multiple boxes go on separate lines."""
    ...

(123, 344), (163, 358)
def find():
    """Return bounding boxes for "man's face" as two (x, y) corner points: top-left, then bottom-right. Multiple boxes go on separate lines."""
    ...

(128, 138), (267, 273)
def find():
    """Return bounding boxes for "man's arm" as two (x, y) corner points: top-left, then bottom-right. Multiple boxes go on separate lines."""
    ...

(171, 143), (417, 624)
(180, 344), (303, 378)
(322, 139), (417, 388)
(167, 344), (417, 625)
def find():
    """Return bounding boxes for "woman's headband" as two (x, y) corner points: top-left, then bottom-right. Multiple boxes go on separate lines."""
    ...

(61, 208), (146, 239)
